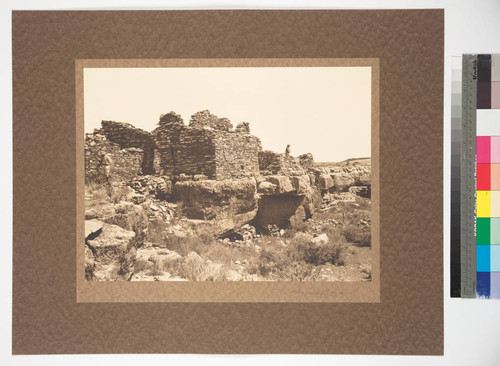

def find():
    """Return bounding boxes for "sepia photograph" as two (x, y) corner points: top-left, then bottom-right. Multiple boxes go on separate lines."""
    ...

(83, 61), (374, 283)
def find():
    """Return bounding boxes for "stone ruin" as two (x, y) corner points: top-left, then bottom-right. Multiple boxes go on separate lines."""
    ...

(85, 110), (371, 228)
(85, 111), (262, 182)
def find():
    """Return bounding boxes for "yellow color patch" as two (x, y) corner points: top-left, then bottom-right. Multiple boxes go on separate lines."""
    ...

(477, 191), (491, 218)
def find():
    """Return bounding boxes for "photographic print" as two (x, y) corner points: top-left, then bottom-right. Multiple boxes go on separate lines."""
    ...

(77, 58), (379, 302)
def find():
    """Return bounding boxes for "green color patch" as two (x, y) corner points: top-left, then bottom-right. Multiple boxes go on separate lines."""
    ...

(477, 218), (490, 245)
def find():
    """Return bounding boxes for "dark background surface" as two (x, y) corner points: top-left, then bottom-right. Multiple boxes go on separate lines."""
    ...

(12, 10), (443, 354)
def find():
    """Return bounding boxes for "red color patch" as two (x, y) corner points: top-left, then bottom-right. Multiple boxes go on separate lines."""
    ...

(477, 163), (491, 191)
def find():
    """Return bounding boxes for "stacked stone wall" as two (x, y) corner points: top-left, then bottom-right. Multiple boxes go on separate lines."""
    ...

(100, 121), (157, 174)
(88, 115), (265, 182)
(258, 151), (307, 176)
(155, 122), (217, 179)
(85, 134), (143, 183)
(214, 131), (262, 180)
(298, 153), (314, 170)
(258, 151), (282, 174)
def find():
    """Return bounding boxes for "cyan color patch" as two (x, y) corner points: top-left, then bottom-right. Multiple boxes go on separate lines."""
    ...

(491, 246), (500, 271)
(477, 245), (491, 272)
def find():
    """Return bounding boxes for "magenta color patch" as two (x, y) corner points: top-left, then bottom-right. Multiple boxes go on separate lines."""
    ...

(477, 136), (491, 163)
(492, 136), (500, 163)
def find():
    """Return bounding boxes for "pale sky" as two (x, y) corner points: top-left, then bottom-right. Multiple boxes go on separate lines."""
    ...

(84, 67), (371, 162)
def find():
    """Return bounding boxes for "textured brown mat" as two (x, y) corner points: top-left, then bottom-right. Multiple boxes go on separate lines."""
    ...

(12, 10), (444, 354)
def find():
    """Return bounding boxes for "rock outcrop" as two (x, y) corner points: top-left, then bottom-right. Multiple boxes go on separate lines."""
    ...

(85, 220), (142, 281)
(313, 164), (371, 193)
(173, 178), (258, 220)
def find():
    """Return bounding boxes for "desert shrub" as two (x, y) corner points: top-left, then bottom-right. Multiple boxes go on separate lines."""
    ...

(147, 218), (169, 243)
(163, 235), (201, 256)
(257, 247), (317, 281)
(201, 242), (238, 266)
(341, 225), (371, 247)
(85, 264), (95, 281)
(257, 237), (319, 281)
(197, 228), (216, 246)
(160, 227), (217, 254)
(110, 247), (135, 280)
(146, 257), (163, 276)
(161, 230), (244, 267)
(162, 258), (184, 277)
(133, 258), (150, 273)
(288, 232), (349, 266)
(180, 261), (228, 281)
(162, 233), (216, 257)
(177, 254), (228, 281)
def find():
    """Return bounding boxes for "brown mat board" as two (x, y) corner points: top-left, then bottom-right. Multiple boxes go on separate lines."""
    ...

(12, 10), (443, 354)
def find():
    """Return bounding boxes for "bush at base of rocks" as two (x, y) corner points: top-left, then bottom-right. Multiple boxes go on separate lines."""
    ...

(179, 252), (228, 281)
(288, 232), (349, 266)
(257, 258), (317, 281)
(341, 225), (371, 247)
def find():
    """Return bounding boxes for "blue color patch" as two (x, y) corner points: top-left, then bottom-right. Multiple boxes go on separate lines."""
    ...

(477, 272), (491, 298)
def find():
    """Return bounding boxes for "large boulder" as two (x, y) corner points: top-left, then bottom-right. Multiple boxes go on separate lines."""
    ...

(318, 174), (334, 190)
(173, 178), (257, 220)
(311, 233), (329, 245)
(85, 220), (140, 281)
(257, 181), (277, 195)
(333, 174), (356, 191)
(265, 175), (295, 194)
(290, 175), (311, 196)
(85, 219), (104, 238)
(255, 174), (319, 225)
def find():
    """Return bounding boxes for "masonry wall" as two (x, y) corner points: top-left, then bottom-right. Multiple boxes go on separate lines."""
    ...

(85, 134), (143, 183)
(155, 122), (217, 179)
(100, 121), (157, 175)
(214, 131), (262, 180)
(258, 151), (282, 174)
(96, 117), (263, 181)
(258, 151), (307, 176)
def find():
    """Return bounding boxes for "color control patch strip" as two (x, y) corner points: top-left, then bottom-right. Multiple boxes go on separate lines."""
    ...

(457, 54), (500, 298)
(476, 54), (500, 299)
